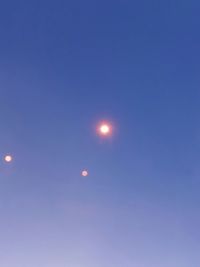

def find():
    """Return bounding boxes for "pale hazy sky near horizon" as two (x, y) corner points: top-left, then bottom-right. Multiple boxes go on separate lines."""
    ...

(1, 1), (200, 266)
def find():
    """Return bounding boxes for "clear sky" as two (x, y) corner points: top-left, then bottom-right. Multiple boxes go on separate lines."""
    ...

(0, 1), (200, 266)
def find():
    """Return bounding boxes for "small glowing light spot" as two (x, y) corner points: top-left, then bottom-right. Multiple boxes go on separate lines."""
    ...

(82, 170), (88, 177)
(100, 124), (110, 134)
(97, 121), (113, 137)
(4, 155), (13, 163)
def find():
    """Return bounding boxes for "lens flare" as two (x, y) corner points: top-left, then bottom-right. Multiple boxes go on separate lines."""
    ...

(4, 155), (13, 163)
(82, 170), (88, 177)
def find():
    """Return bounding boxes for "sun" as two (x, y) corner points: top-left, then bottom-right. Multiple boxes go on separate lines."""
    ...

(100, 124), (110, 135)
(97, 121), (112, 137)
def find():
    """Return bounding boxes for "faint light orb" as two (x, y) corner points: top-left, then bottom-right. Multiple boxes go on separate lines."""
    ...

(4, 155), (13, 163)
(82, 170), (88, 177)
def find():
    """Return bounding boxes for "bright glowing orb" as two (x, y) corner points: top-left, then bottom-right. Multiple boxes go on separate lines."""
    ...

(97, 121), (113, 137)
(4, 155), (13, 163)
(100, 124), (110, 134)
(82, 170), (88, 177)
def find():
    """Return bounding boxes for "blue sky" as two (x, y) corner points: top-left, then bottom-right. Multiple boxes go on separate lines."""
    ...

(1, 1), (200, 266)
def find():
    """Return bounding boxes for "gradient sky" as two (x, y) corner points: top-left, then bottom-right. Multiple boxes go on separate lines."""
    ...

(1, 1), (200, 266)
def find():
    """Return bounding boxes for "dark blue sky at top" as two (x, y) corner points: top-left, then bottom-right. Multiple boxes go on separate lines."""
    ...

(0, 1), (200, 266)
